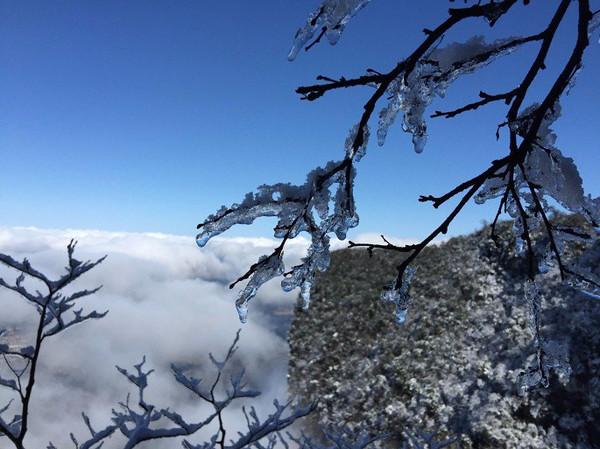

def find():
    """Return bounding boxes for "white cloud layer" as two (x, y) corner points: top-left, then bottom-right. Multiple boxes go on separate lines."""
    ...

(0, 226), (416, 448)
(0, 226), (314, 448)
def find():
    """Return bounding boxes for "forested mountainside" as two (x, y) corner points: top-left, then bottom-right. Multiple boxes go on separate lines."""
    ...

(288, 221), (600, 449)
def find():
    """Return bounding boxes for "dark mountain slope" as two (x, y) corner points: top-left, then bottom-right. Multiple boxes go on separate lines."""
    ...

(288, 222), (600, 449)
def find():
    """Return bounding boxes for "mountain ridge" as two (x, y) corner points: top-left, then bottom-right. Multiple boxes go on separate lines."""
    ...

(288, 221), (600, 449)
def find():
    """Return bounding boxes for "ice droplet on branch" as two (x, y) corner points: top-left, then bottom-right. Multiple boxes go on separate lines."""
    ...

(381, 267), (416, 325)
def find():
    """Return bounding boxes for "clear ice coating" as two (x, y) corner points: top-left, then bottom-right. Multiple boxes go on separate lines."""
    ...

(345, 124), (370, 161)
(198, 158), (360, 322)
(288, 0), (371, 61)
(235, 253), (284, 323)
(299, 280), (312, 310)
(281, 233), (331, 311)
(538, 245), (554, 274)
(476, 102), (588, 214)
(474, 99), (600, 299)
(524, 280), (541, 338)
(380, 267), (416, 325)
(198, 5), (600, 326)
(518, 339), (573, 395)
(518, 282), (573, 395)
(378, 36), (521, 153)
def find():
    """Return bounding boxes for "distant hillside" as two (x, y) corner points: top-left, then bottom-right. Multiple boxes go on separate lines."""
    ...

(288, 221), (600, 449)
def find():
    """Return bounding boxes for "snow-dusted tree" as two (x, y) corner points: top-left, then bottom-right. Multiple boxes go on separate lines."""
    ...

(0, 243), (315, 449)
(196, 0), (600, 393)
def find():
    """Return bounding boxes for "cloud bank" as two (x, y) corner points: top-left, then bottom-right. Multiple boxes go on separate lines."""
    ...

(0, 226), (416, 448)
(0, 227), (314, 448)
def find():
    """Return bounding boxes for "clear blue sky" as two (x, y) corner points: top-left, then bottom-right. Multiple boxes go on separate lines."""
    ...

(1, 1), (599, 240)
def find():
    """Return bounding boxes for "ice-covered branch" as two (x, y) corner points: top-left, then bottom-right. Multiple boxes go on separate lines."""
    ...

(288, 0), (372, 61)
(196, 1), (599, 402)
(348, 0), (598, 331)
(199, 1), (532, 322)
(197, 156), (362, 322)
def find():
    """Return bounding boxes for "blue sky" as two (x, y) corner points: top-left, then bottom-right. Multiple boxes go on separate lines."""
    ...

(1, 0), (599, 240)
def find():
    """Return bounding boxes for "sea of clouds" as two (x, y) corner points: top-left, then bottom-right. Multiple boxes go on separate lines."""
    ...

(0, 226), (415, 448)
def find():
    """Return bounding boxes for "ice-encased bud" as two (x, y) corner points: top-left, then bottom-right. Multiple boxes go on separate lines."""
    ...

(236, 300), (249, 324)
(543, 340), (572, 381)
(518, 339), (572, 395)
(412, 134), (426, 154)
(334, 210), (359, 240)
(381, 267), (416, 325)
(196, 233), (212, 248)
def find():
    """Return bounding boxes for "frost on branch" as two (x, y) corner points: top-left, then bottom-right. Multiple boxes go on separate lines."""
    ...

(52, 330), (314, 449)
(288, 0), (371, 61)
(0, 241), (107, 446)
(378, 35), (522, 153)
(198, 136), (366, 321)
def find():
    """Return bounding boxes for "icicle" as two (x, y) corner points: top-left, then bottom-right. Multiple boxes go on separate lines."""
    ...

(381, 267), (416, 325)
